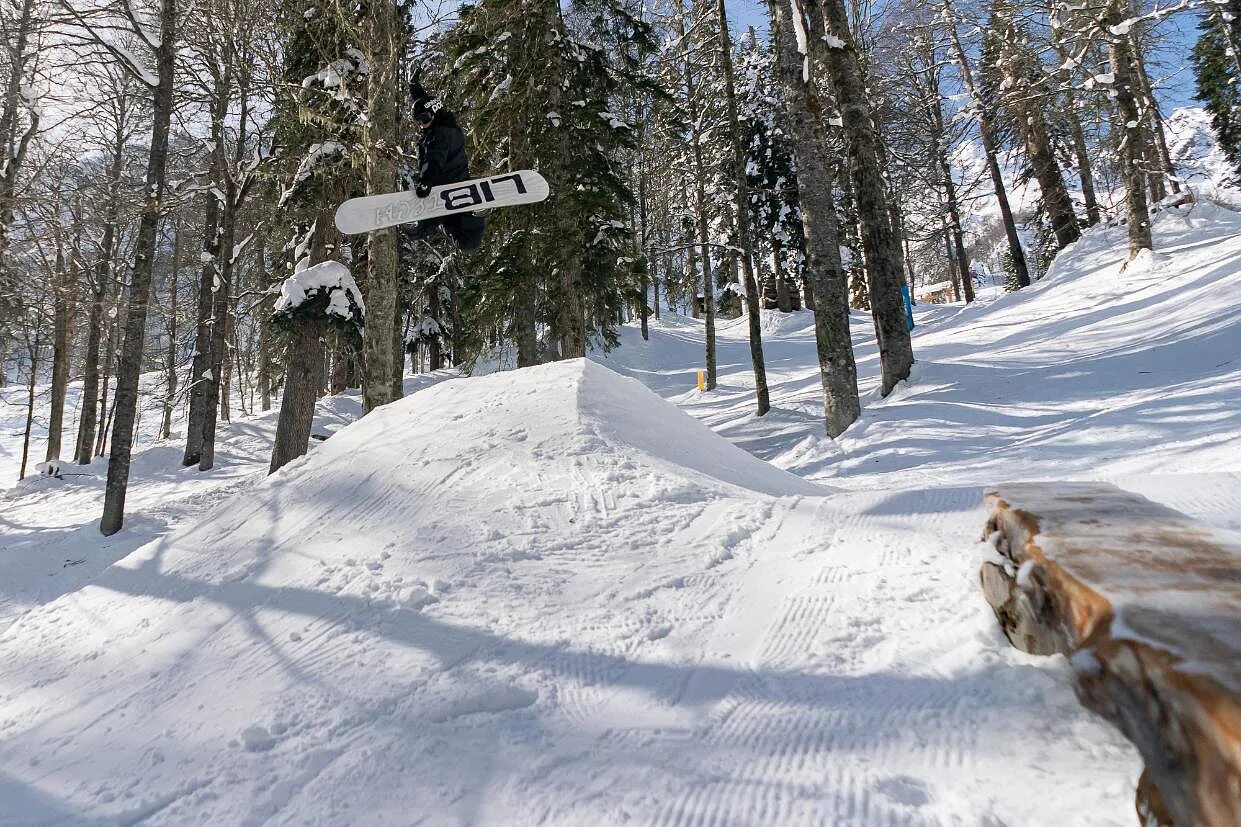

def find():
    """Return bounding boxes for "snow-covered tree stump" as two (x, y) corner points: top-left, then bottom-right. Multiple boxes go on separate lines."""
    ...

(982, 482), (1241, 827)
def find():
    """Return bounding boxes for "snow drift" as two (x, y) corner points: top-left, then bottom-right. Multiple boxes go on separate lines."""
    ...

(0, 361), (824, 824)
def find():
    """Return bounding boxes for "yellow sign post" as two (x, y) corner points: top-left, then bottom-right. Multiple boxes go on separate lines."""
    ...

(697, 370), (706, 391)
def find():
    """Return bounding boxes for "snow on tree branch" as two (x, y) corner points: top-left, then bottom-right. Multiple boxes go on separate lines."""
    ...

(273, 260), (366, 325)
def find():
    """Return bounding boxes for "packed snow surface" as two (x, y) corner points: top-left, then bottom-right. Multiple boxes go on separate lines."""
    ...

(3, 200), (1241, 824)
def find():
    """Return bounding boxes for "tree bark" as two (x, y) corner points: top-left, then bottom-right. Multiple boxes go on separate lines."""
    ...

(1068, 109), (1102, 226)
(330, 332), (349, 394)
(514, 281), (539, 367)
(361, 0), (401, 411)
(637, 154), (650, 340)
(100, 0), (177, 535)
(716, 0), (770, 414)
(269, 316), (327, 473)
(996, 22), (1080, 250)
(1043, 4), (1103, 227)
(675, 0), (717, 388)
(19, 323), (41, 480)
(915, 58), (976, 304)
(0, 0), (38, 297)
(1107, 1), (1153, 260)
(944, 2), (1031, 286)
(46, 195), (76, 461)
(256, 232), (273, 411)
(95, 292), (120, 458)
(769, 0), (860, 436)
(270, 206), (336, 473)
(1024, 104), (1080, 249)
(813, 0), (914, 396)
(1131, 37), (1179, 196)
(198, 195), (236, 470)
(75, 141), (124, 465)
(391, 288), (406, 391)
(183, 197), (222, 463)
(161, 213), (183, 439)
(199, 55), (252, 470)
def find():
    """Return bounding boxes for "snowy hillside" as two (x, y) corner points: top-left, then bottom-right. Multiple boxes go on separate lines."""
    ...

(1165, 106), (1241, 205)
(3, 200), (1241, 824)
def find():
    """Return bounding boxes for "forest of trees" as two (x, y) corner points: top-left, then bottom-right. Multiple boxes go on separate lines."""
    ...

(0, 0), (1230, 532)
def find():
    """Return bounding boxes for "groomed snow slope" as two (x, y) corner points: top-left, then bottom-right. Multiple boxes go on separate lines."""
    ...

(8, 198), (1241, 825)
(600, 201), (1241, 535)
(1, 360), (1139, 825)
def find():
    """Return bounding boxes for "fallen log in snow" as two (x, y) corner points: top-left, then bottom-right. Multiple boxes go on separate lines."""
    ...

(981, 482), (1241, 827)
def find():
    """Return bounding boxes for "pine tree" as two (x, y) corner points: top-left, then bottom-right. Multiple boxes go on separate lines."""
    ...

(443, 0), (656, 367)
(738, 30), (805, 313)
(1192, 0), (1241, 181)
(265, 0), (366, 471)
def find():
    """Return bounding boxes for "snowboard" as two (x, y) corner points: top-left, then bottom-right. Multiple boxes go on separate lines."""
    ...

(334, 170), (550, 235)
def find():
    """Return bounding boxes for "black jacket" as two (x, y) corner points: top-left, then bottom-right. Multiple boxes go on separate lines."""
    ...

(418, 110), (470, 188)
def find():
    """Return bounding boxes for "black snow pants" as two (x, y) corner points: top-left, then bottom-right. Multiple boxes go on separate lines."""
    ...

(403, 212), (485, 253)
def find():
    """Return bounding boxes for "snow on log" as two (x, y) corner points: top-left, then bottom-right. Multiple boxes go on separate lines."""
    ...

(981, 482), (1241, 827)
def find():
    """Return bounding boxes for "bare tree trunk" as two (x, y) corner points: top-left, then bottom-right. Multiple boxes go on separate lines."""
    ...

(219, 301), (235, 422)
(770, 0), (859, 436)
(198, 203), (235, 471)
(652, 263), (661, 320)
(673, 2), (717, 387)
(330, 332), (349, 394)
(1029, 109), (1080, 249)
(945, 2), (1031, 285)
(918, 64), (976, 303)
(269, 317), (327, 473)
(637, 154), (650, 340)
(772, 243), (793, 312)
(1068, 110), (1103, 226)
(391, 292), (406, 391)
(902, 229), (915, 302)
(716, 0), (770, 414)
(75, 146), (124, 464)
(100, 0), (177, 535)
(183, 193), (221, 465)
(19, 324), (42, 480)
(95, 303), (119, 458)
(813, 0), (914, 396)
(199, 63), (252, 470)
(1043, 4), (1103, 227)
(1131, 38), (1178, 196)
(996, 20), (1080, 250)
(514, 281), (539, 367)
(944, 218), (962, 302)
(162, 213), (183, 439)
(1108, 1), (1153, 260)
(256, 232), (273, 411)
(46, 197), (76, 461)
(0, 0), (39, 294)
(270, 206), (336, 472)
(361, 1), (400, 412)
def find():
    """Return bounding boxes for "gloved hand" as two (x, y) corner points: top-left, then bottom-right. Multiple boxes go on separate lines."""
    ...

(415, 182), (432, 198)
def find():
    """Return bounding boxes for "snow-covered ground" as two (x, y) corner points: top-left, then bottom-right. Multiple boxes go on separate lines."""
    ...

(1, 200), (1239, 825)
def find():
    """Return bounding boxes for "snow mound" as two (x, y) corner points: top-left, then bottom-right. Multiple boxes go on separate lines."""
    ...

(0, 360), (823, 824)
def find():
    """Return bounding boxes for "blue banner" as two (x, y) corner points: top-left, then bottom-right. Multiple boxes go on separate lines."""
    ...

(901, 284), (915, 331)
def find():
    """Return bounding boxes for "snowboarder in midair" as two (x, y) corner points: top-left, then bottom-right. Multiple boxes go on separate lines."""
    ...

(405, 80), (485, 252)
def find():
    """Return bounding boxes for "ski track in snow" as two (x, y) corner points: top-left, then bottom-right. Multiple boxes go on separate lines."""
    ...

(3, 202), (1241, 824)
